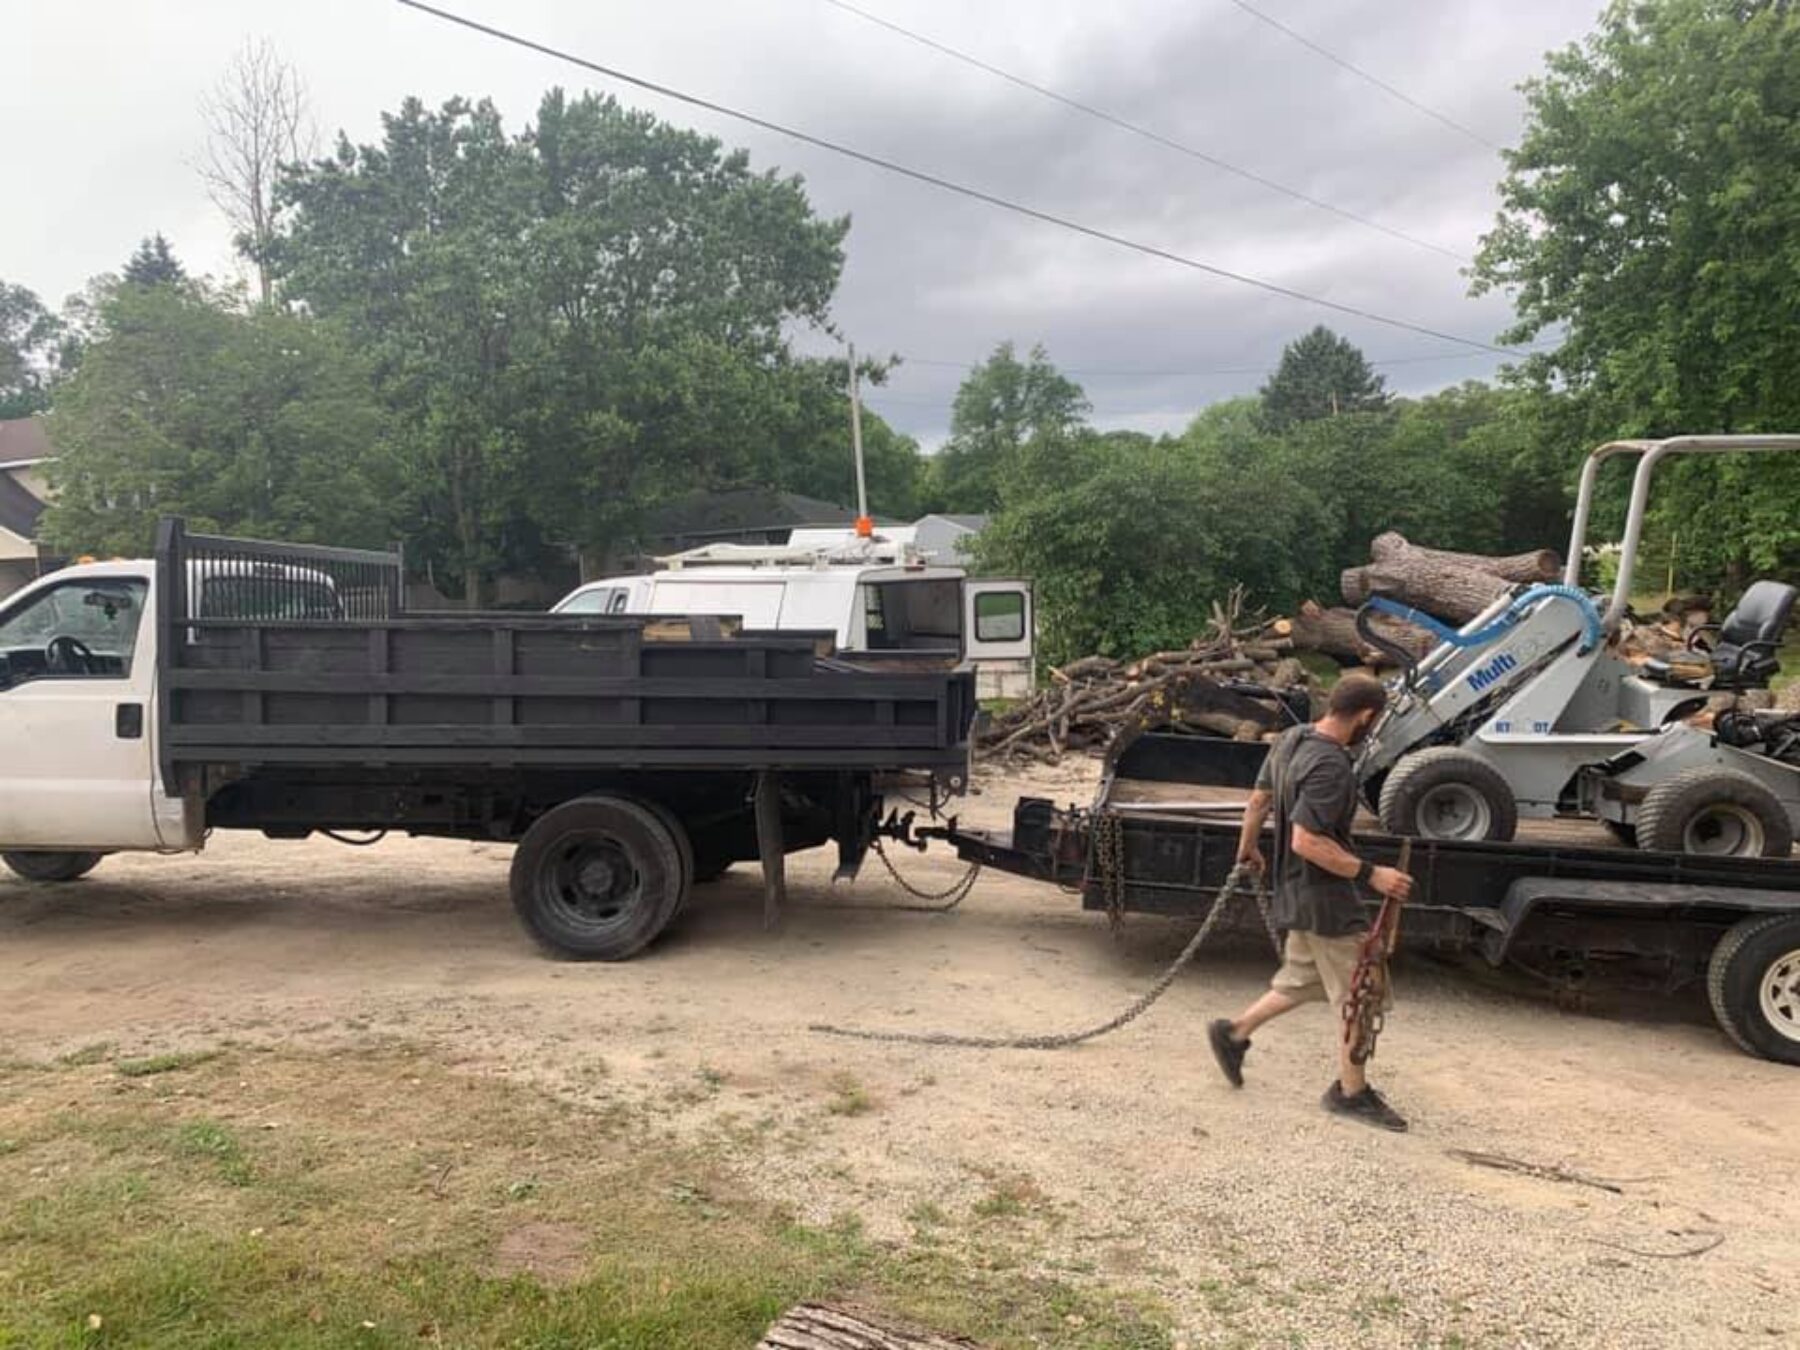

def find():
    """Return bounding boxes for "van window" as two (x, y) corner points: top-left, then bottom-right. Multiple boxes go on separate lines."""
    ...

(974, 590), (1026, 642)
(862, 580), (961, 651)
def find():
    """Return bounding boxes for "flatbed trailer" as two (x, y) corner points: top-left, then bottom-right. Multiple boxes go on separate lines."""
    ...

(928, 733), (1800, 1065)
(0, 521), (976, 960)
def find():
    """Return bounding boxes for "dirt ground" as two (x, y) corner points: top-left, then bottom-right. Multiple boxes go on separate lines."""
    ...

(2, 759), (1796, 1349)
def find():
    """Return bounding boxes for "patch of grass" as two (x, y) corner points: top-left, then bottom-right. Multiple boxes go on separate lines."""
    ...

(174, 1119), (255, 1186)
(971, 1172), (1049, 1221)
(58, 1042), (115, 1067)
(116, 1049), (221, 1079)
(825, 1073), (874, 1117)
(0, 1048), (1168, 1350)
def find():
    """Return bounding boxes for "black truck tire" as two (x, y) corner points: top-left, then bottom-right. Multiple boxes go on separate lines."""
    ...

(2, 851), (105, 883)
(1636, 767), (1793, 858)
(637, 799), (695, 912)
(1707, 913), (1800, 1064)
(1378, 748), (1518, 842)
(509, 796), (688, 960)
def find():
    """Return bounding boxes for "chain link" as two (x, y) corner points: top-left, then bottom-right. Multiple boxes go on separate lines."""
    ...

(810, 865), (1266, 1050)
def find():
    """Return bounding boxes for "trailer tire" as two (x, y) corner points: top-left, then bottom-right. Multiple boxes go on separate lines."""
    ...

(510, 797), (687, 960)
(1636, 768), (1792, 858)
(1378, 748), (1518, 842)
(2, 851), (104, 883)
(1707, 913), (1800, 1064)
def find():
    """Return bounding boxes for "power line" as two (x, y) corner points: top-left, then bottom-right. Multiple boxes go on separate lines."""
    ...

(887, 346), (1528, 378)
(1225, 0), (1501, 152)
(394, 0), (1512, 356)
(820, 0), (1469, 264)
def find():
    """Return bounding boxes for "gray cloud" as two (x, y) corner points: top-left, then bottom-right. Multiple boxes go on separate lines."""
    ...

(4, 0), (1600, 446)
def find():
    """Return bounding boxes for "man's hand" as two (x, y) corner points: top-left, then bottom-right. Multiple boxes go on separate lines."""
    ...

(1236, 846), (1266, 879)
(1370, 865), (1414, 902)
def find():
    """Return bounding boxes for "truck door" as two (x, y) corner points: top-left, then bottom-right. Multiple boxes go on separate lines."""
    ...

(0, 575), (164, 850)
(962, 579), (1034, 662)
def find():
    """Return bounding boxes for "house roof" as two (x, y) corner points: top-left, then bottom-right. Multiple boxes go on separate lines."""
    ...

(0, 470), (45, 541)
(0, 417), (52, 469)
(921, 514), (989, 532)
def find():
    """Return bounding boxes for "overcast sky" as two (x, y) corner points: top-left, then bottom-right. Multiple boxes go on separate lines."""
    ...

(5, 0), (1598, 447)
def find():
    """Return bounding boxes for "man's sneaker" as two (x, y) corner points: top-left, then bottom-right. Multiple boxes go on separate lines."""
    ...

(1207, 1018), (1249, 1087)
(1322, 1082), (1408, 1132)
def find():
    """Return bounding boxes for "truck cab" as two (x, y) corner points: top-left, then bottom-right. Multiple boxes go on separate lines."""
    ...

(554, 538), (1033, 698)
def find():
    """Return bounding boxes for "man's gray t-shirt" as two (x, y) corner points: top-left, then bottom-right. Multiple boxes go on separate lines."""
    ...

(1254, 725), (1366, 937)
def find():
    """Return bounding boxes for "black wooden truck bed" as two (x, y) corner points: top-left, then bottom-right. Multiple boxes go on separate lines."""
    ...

(149, 521), (976, 960)
(929, 732), (1800, 1064)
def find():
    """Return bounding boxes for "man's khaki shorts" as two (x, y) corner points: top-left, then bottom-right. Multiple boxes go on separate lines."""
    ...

(1271, 929), (1377, 1009)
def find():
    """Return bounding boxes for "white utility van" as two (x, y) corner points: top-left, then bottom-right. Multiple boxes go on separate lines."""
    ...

(554, 536), (1033, 698)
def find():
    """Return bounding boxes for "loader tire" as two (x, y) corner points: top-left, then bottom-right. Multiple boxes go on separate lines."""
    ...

(1636, 767), (1792, 858)
(2, 851), (104, 883)
(1377, 748), (1518, 843)
(1707, 912), (1800, 1065)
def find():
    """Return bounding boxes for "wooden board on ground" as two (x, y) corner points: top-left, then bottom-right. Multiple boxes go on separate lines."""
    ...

(757, 1303), (982, 1349)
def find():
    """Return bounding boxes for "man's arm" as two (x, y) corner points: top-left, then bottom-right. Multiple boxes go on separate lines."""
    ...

(1235, 789), (1272, 875)
(1290, 824), (1412, 901)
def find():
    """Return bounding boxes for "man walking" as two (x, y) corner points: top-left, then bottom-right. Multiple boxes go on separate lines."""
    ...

(1207, 675), (1415, 1131)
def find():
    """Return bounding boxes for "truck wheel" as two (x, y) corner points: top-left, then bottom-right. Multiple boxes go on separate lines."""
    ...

(1707, 913), (1800, 1064)
(637, 799), (694, 912)
(1636, 768), (1793, 858)
(1378, 748), (1518, 842)
(2, 851), (104, 883)
(509, 797), (687, 960)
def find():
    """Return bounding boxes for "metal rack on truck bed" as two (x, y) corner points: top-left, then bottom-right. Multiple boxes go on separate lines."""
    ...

(0, 520), (977, 960)
(925, 732), (1800, 1065)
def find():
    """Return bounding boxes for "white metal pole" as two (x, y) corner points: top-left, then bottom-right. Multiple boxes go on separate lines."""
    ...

(848, 341), (869, 526)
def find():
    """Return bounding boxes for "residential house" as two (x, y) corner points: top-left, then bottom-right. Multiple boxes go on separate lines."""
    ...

(0, 418), (55, 600)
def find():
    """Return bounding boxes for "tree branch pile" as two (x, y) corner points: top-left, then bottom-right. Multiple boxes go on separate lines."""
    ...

(977, 592), (1313, 764)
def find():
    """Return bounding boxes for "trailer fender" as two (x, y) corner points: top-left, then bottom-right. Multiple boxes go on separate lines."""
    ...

(1481, 876), (1800, 965)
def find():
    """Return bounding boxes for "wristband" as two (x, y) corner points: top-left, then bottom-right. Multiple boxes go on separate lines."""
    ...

(1355, 860), (1374, 886)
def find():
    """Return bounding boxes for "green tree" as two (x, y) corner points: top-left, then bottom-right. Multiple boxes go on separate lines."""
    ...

(976, 407), (1329, 665)
(1474, 0), (1800, 589)
(927, 342), (1089, 513)
(39, 283), (389, 556)
(122, 234), (187, 287)
(274, 91), (853, 601)
(1258, 326), (1388, 430)
(0, 281), (61, 418)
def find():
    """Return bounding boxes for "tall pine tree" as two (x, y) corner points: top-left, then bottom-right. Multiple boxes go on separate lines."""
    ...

(1258, 326), (1388, 430)
(122, 234), (187, 287)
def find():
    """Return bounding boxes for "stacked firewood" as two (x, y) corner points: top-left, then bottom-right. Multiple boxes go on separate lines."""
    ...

(976, 592), (1311, 763)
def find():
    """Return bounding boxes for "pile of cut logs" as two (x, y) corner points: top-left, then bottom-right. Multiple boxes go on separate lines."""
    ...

(976, 533), (1619, 764)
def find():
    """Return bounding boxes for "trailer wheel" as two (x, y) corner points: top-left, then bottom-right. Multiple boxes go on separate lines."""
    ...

(1377, 748), (1518, 842)
(2, 851), (104, 883)
(1707, 913), (1800, 1065)
(1636, 768), (1793, 858)
(510, 797), (687, 960)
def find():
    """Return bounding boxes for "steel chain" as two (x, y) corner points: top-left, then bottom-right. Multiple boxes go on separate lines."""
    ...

(810, 865), (1266, 1050)
(869, 836), (982, 912)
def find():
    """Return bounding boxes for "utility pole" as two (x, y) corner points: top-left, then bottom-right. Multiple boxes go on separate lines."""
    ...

(848, 341), (871, 534)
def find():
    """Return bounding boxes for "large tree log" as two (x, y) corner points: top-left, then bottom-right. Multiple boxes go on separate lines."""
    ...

(1370, 531), (1561, 583)
(1274, 601), (1436, 667)
(759, 1304), (981, 1349)
(1342, 556), (1511, 626)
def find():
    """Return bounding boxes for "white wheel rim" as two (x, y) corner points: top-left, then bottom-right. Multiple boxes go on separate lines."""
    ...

(1416, 782), (1494, 840)
(1682, 803), (1764, 856)
(1759, 947), (1800, 1044)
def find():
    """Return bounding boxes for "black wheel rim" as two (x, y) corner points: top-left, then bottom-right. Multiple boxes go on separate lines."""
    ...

(541, 835), (645, 936)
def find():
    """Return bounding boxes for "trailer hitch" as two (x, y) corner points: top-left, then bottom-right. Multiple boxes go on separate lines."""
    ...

(875, 806), (958, 853)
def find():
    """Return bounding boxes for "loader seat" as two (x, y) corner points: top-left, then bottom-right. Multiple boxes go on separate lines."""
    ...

(1641, 579), (1797, 690)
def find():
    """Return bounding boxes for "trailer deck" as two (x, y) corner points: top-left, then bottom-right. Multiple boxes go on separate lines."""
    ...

(923, 733), (1800, 1062)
